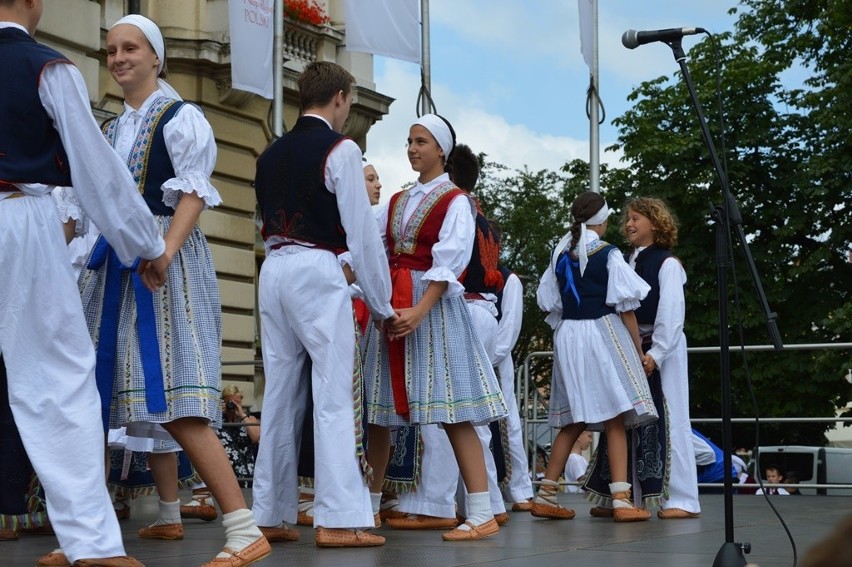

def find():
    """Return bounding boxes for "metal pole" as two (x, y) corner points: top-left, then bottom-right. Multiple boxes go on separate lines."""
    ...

(589, 0), (600, 193)
(420, 0), (431, 116)
(128, 0), (140, 15)
(272, 0), (284, 137)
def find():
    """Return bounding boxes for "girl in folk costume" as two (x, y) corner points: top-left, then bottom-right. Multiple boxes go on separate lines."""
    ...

(534, 191), (657, 522)
(363, 114), (508, 541)
(73, 15), (268, 567)
(624, 197), (698, 518)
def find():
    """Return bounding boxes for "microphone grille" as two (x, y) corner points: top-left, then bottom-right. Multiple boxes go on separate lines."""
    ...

(621, 29), (639, 49)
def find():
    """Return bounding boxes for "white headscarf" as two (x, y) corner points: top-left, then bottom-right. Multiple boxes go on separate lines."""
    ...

(577, 201), (610, 276)
(111, 15), (182, 101)
(413, 114), (454, 160)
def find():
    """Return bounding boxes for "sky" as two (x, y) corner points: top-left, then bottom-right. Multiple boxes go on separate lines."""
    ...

(358, 0), (742, 203)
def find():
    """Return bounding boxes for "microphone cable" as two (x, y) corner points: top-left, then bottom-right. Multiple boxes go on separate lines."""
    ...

(704, 29), (798, 567)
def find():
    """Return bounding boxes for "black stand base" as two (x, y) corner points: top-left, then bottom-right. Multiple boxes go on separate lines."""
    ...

(713, 542), (750, 567)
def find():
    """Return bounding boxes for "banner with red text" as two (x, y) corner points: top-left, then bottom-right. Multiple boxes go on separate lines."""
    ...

(344, 0), (420, 65)
(229, 0), (274, 99)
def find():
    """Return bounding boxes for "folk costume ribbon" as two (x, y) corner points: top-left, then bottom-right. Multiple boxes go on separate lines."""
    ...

(87, 236), (167, 429)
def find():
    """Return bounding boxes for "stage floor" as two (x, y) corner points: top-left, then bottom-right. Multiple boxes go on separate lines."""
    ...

(7, 492), (847, 566)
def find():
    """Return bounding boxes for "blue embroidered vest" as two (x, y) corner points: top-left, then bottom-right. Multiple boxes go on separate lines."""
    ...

(0, 27), (72, 188)
(462, 210), (504, 294)
(255, 116), (348, 251)
(556, 242), (617, 320)
(629, 245), (674, 326)
(101, 96), (184, 216)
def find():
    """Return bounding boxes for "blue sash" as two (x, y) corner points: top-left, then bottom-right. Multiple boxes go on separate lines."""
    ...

(87, 236), (167, 429)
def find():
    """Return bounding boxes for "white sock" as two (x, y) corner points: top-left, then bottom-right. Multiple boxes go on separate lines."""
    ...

(370, 492), (382, 516)
(609, 482), (633, 509)
(154, 499), (181, 525)
(534, 479), (560, 506)
(220, 509), (262, 558)
(458, 492), (492, 530)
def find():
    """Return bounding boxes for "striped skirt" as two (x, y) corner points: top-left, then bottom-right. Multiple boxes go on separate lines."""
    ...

(78, 217), (222, 429)
(363, 270), (507, 427)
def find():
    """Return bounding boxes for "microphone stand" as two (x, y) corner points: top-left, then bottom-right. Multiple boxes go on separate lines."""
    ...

(662, 38), (783, 567)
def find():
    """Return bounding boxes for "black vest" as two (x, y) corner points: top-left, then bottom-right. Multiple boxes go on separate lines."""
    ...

(556, 243), (617, 320)
(463, 212), (504, 294)
(0, 27), (72, 187)
(255, 116), (347, 251)
(629, 245), (674, 325)
(101, 98), (184, 216)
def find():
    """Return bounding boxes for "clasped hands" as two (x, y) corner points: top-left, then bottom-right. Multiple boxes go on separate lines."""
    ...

(383, 306), (426, 341)
(137, 252), (172, 292)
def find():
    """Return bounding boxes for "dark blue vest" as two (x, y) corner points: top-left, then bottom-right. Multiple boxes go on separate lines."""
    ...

(101, 98), (183, 216)
(255, 116), (347, 251)
(0, 27), (72, 187)
(629, 245), (674, 326)
(556, 242), (617, 320)
(494, 265), (516, 322)
(463, 212), (504, 294)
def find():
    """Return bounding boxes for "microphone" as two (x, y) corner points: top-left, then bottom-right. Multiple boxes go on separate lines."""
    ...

(621, 27), (706, 49)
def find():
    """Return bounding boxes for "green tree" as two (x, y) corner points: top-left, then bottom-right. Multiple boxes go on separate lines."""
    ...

(605, 14), (850, 446)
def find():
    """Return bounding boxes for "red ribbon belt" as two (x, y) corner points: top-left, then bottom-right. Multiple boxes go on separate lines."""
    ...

(387, 266), (413, 420)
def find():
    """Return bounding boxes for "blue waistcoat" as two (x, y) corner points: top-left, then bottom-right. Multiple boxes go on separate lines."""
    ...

(556, 242), (617, 320)
(629, 244), (674, 326)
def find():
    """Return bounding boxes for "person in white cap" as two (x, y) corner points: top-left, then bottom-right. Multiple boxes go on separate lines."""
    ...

(39, 13), (269, 567)
(534, 190), (656, 523)
(0, 0), (170, 564)
(363, 113), (508, 542)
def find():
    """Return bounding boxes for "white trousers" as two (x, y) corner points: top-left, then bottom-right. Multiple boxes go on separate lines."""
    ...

(252, 248), (372, 529)
(496, 354), (534, 502)
(660, 335), (700, 513)
(397, 424), (458, 518)
(0, 196), (125, 562)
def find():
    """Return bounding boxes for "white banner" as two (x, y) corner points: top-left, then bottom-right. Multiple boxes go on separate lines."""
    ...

(228, 0), (274, 99)
(578, 0), (593, 68)
(345, 0), (420, 65)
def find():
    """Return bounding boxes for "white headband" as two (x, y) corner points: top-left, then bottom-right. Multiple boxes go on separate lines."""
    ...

(577, 202), (609, 276)
(413, 114), (454, 159)
(111, 15), (181, 101)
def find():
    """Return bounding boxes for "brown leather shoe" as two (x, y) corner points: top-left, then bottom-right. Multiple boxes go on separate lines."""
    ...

(0, 528), (18, 541)
(442, 518), (499, 541)
(72, 557), (144, 567)
(18, 522), (54, 535)
(530, 501), (576, 520)
(200, 536), (272, 566)
(315, 527), (385, 547)
(180, 502), (217, 522)
(379, 507), (407, 521)
(386, 514), (459, 530)
(296, 511), (313, 527)
(494, 512), (510, 526)
(113, 502), (131, 521)
(258, 524), (300, 542)
(611, 490), (651, 522)
(657, 508), (700, 519)
(138, 523), (184, 540)
(36, 550), (70, 567)
(511, 500), (533, 512)
(589, 506), (614, 518)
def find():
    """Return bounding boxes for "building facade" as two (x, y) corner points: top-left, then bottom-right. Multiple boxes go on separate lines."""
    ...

(37, 0), (393, 408)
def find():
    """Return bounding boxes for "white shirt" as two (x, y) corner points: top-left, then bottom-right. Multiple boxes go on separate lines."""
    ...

(628, 247), (687, 369)
(0, 21), (164, 264)
(374, 173), (477, 297)
(493, 272), (523, 367)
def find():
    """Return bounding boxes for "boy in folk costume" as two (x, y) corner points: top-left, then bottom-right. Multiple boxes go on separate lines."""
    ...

(0, 1), (169, 564)
(363, 114), (508, 541)
(253, 61), (396, 548)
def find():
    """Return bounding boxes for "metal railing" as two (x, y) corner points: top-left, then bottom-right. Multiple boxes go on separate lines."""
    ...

(519, 342), (852, 493)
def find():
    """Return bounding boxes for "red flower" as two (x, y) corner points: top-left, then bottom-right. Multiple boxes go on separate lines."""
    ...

(284, 0), (329, 26)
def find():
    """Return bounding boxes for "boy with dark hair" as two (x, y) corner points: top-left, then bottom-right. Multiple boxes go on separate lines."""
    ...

(756, 464), (789, 495)
(0, 1), (169, 565)
(253, 60), (396, 548)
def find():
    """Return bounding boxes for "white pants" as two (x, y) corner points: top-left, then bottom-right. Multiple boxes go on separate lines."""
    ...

(0, 195), (125, 562)
(397, 424), (458, 518)
(252, 248), (373, 529)
(497, 355), (534, 502)
(660, 336), (700, 513)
